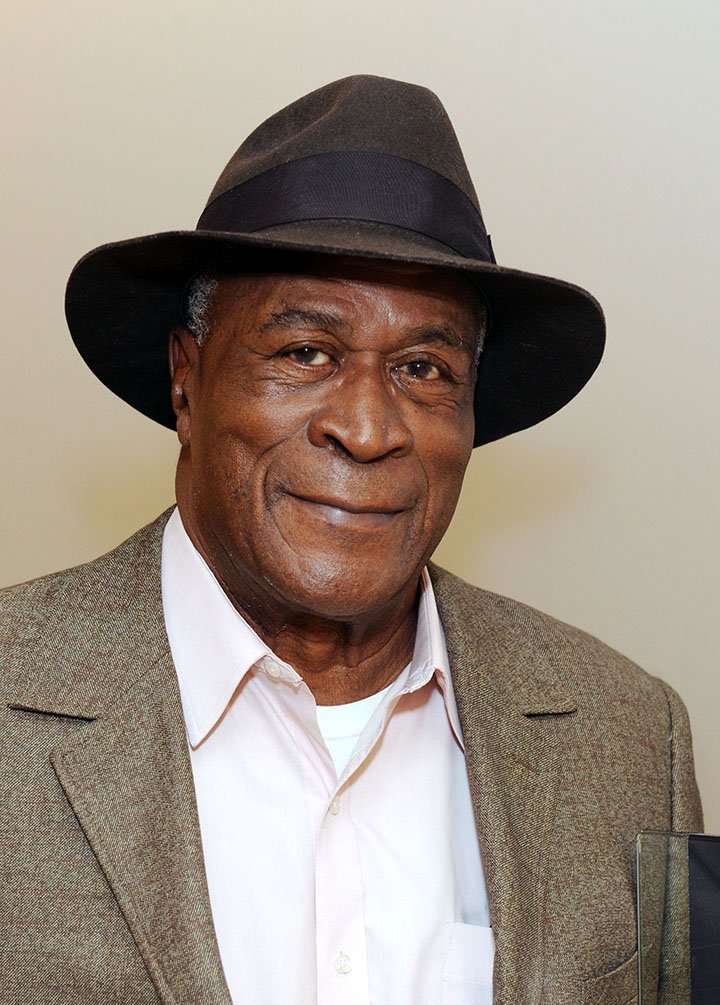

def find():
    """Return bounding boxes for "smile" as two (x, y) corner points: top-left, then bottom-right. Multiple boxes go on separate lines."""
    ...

(285, 493), (406, 528)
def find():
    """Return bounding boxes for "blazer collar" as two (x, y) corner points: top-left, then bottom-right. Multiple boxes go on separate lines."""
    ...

(430, 563), (578, 1005)
(9, 510), (232, 1005)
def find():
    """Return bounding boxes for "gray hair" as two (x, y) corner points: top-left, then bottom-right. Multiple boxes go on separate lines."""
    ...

(183, 273), (219, 346)
(471, 297), (487, 364)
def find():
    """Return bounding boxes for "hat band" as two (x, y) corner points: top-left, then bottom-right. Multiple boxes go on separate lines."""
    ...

(197, 150), (495, 262)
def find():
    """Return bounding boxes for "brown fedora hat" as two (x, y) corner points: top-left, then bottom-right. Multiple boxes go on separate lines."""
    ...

(65, 74), (604, 446)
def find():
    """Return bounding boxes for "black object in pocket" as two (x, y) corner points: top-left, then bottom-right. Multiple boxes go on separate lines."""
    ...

(689, 834), (720, 1003)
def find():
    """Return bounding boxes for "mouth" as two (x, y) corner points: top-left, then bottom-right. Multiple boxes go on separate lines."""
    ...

(284, 492), (409, 528)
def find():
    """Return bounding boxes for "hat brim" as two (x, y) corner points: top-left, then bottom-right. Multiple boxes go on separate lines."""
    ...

(65, 222), (605, 447)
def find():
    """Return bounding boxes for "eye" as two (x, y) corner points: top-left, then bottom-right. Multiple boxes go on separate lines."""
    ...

(398, 359), (442, 381)
(285, 346), (332, 367)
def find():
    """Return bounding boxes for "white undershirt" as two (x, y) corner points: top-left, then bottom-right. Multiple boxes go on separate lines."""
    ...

(316, 683), (394, 775)
(161, 507), (494, 1005)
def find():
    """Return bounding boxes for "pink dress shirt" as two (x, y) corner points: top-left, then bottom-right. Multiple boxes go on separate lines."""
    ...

(161, 508), (494, 1004)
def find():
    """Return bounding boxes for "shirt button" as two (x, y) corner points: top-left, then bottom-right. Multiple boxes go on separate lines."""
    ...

(334, 953), (352, 974)
(329, 796), (341, 816)
(265, 659), (283, 679)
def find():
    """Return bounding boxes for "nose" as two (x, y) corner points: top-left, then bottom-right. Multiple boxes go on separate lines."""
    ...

(306, 355), (413, 462)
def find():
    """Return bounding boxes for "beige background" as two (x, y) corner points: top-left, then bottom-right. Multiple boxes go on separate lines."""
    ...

(2, 0), (718, 828)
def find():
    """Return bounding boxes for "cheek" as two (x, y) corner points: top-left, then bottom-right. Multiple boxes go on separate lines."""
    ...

(189, 408), (269, 536)
(420, 433), (474, 531)
(192, 385), (295, 485)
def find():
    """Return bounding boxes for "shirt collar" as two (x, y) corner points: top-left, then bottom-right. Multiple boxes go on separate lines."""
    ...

(162, 507), (463, 748)
(408, 566), (463, 746)
(161, 508), (290, 746)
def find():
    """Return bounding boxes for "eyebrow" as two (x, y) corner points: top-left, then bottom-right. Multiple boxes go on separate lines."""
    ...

(259, 307), (350, 334)
(403, 324), (474, 355)
(258, 307), (475, 357)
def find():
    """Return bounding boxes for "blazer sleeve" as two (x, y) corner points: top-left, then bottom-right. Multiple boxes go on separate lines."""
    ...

(660, 679), (704, 833)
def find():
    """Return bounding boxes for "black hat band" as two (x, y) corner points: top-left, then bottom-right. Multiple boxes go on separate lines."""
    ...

(197, 150), (495, 263)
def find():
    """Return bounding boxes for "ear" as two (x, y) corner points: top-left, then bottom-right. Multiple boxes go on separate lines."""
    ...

(169, 328), (201, 447)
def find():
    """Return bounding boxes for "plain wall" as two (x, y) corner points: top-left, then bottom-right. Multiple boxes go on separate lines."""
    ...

(2, 0), (718, 828)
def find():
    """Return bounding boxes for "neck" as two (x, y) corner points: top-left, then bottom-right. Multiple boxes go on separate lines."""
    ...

(247, 595), (419, 705)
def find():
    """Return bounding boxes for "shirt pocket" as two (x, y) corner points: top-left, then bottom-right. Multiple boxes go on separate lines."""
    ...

(441, 923), (494, 1005)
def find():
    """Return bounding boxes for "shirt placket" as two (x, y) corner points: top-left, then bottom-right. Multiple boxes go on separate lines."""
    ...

(269, 665), (371, 1005)
(312, 686), (421, 1005)
(315, 783), (371, 1005)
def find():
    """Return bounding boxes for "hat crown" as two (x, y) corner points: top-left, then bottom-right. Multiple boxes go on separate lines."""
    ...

(205, 75), (480, 212)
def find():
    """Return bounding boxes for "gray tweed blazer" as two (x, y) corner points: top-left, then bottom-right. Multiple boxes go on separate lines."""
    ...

(0, 511), (702, 1005)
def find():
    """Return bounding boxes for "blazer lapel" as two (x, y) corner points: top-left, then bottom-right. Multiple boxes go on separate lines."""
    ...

(50, 650), (231, 1005)
(431, 566), (578, 1005)
(9, 514), (231, 1005)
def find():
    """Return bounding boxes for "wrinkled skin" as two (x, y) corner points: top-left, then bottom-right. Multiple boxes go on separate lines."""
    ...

(171, 256), (482, 702)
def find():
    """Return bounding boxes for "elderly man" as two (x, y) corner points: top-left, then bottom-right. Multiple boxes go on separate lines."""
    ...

(0, 76), (702, 1005)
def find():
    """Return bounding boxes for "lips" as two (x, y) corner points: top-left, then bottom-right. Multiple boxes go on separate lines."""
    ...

(283, 491), (411, 528)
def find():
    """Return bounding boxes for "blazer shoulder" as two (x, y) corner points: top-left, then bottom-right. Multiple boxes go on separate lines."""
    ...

(0, 510), (173, 705)
(428, 563), (671, 706)
(435, 567), (703, 829)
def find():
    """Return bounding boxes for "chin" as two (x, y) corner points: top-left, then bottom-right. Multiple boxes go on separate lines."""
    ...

(267, 554), (418, 621)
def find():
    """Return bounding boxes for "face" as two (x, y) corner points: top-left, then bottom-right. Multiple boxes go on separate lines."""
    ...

(171, 257), (481, 624)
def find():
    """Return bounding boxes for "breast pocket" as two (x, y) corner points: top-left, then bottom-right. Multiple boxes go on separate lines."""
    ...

(582, 951), (638, 1005)
(441, 923), (494, 1005)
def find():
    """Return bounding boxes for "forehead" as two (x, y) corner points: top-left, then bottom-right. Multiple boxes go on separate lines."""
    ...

(208, 255), (485, 333)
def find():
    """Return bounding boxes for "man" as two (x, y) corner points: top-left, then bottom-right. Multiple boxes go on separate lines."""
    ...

(0, 75), (702, 1005)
